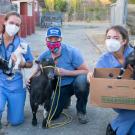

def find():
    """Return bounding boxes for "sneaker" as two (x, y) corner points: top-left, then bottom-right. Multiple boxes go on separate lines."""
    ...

(106, 123), (116, 135)
(77, 112), (88, 124)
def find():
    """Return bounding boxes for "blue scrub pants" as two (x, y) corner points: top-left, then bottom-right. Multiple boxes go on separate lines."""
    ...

(49, 74), (89, 119)
(0, 87), (26, 125)
(111, 109), (135, 135)
(129, 122), (135, 135)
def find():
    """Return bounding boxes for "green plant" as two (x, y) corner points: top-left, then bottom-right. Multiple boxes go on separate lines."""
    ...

(54, 0), (68, 12)
(110, 0), (117, 3)
(128, 0), (135, 4)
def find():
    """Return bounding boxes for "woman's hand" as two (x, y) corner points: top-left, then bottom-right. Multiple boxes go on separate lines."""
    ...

(87, 72), (93, 83)
(11, 54), (17, 63)
(26, 64), (41, 90)
(128, 64), (133, 72)
(11, 54), (27, 68)
(19, 58), (26, 68)
(26, 77), (31, 90)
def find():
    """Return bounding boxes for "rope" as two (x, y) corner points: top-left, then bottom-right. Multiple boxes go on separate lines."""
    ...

(40, 66), (72, 128)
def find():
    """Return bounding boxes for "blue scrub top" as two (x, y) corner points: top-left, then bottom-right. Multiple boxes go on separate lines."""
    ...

(38, 43), (84, 86)
(0, 35), (33, 92)
(96, 45), (135, 135)
(96, 45), (133, 68)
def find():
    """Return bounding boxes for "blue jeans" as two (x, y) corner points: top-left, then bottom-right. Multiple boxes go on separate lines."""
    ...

(49, 74), (89, 119)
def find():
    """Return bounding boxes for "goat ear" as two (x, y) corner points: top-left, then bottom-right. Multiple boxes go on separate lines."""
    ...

(35, 60), (40, 64)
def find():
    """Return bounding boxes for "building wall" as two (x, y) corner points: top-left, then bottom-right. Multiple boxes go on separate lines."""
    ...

(11, 0), (37, 37)
(0, 0), (42, 37)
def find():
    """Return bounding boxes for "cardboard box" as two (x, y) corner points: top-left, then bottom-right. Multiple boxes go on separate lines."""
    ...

(90, 68), (135, 110)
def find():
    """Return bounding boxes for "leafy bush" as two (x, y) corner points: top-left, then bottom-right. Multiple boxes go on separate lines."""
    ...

(54, 0), (68, 12)
(129, 0), (135, 4)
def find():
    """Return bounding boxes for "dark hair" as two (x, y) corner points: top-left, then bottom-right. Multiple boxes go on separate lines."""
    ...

(2, 11), (21, 33)
(4, 11), (21, 21)
(106, 25), (129, 45)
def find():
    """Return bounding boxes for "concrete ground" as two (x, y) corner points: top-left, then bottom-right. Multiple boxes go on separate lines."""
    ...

(0, 22), (117, 135)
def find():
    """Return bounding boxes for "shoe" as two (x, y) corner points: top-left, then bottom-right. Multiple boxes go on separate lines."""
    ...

(106, 123), (116, 135)
(77, 112), (88, 124)
(64, 98), (71, 109)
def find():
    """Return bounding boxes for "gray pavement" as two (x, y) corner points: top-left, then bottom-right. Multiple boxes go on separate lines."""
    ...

(0, 22), (117, 135)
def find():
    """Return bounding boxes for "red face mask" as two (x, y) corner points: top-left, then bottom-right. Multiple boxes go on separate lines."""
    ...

(46, 41), (61, 53)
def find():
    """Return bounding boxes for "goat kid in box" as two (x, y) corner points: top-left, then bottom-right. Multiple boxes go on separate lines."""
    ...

(117, 45), (135, 80)
(28, 58), (58, 128)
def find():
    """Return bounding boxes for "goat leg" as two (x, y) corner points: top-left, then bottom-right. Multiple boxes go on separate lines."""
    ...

(42, 101), (50, 128)
(30, 99), (38, 126)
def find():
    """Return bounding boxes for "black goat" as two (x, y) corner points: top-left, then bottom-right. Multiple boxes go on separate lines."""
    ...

(0, 56), (8, 70)
(0, 56), (13, 76)
(29, 58), (58, 128)
(117, 46), (135, 80)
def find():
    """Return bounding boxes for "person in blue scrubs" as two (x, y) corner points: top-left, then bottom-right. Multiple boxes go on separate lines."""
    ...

(0, 11), (33, 127)
(28, 27), (90, 124)
(96, 25), (135, 135)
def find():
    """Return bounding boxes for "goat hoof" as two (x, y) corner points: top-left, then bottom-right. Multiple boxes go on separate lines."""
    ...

(42, 120), (47, 128)
(32, 119), (37, 126)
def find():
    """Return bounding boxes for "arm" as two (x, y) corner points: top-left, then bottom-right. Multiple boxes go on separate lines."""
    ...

(28, 63), (41, 79)
(56, 46), (91, 76)
(56, 61), (90, 76)
(20, 61), (33, 68)
(10, 54), (33, 69)
(21, 43), (34, 69)
(25, 63), (41, 88)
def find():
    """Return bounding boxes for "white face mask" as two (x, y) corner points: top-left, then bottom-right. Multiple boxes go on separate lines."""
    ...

(5, 23), (20, 37)
(105, 39), (121, 52)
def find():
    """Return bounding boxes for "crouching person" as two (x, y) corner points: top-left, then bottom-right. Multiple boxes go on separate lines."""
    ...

(27, 27), (90, 124)
(0, 11), (33, 128)
(96, 25), (135, 135)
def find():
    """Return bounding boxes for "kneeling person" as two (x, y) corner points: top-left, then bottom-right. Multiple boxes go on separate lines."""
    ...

(28, 27), (90, 124)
